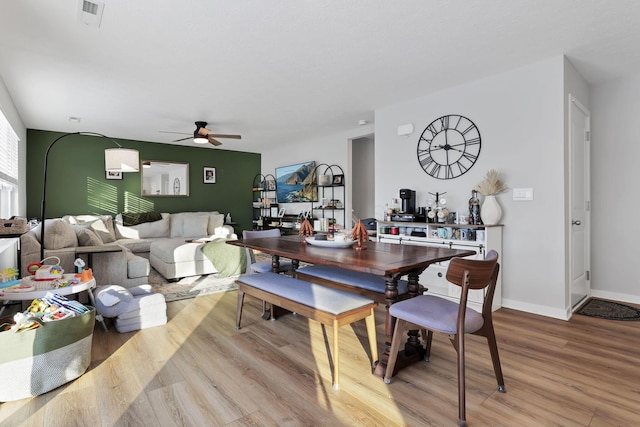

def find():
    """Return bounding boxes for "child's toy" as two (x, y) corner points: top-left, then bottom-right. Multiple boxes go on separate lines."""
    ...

(26, 256), (65, 281)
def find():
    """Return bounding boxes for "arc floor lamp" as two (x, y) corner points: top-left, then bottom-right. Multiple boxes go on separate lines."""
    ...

(40, 132), (139, 260)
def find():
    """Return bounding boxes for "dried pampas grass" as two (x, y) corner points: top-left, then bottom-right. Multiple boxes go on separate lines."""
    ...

(475, 169), (508, 196)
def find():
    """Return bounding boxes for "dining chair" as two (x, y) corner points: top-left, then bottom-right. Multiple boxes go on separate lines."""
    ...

(242, 229), (294, 320)
(383, 249), (505, 427)
(242, 229), (293, 274)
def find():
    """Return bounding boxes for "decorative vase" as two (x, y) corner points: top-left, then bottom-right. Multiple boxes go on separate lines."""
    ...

(481, 195), (502, 225)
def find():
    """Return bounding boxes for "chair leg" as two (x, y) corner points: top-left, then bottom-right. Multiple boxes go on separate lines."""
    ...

(484, 325), (506, 392)
(384, 319), (406, 384)
(261, 300), (271, 320)
(365, 308), (379, 367)
(456, 332), (467, 427)
(422, 329), (433, 361)
(333, 319), (340, 389)
(236, 291), (245, 329)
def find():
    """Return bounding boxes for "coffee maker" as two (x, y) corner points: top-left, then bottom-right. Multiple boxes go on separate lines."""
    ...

(399, 188), (416, 214)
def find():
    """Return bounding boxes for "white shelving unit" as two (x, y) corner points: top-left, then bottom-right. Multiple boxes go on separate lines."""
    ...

(376, 220), (503, 311)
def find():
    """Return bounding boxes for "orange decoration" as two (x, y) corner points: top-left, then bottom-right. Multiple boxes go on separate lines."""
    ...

(299, 219), (314, 241)
(351, 220), (368, 250)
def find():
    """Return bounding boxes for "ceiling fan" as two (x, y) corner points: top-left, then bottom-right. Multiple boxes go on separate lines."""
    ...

(170, 121), (241, 146)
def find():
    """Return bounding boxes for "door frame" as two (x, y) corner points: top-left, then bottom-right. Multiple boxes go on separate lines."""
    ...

(568, 94), (591, 312)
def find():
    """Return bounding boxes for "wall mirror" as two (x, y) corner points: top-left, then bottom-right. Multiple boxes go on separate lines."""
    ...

(141, 160), (189, 196)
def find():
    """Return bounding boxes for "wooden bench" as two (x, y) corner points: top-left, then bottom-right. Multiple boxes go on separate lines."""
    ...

(235, 272), (378, 389)
(295, 265), (421, 305)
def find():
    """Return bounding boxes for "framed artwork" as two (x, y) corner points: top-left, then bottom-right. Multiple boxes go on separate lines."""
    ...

(106, 171), (122, 180)
(203, 167), (216, 184)
(332, 174), (344, 185)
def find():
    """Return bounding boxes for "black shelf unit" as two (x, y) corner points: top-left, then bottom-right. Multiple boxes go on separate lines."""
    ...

(311, 163), (345, 229)
(251, 173), (278, 230)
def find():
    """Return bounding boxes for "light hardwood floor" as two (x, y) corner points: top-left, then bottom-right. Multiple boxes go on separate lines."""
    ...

(1, 291), (639, 426)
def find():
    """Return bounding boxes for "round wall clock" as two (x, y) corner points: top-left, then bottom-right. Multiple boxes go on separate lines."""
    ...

(417, 114), (481, 179)
(173, 178), (181, 194)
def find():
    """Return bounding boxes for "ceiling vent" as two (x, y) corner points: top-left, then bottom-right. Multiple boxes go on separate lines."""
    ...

(78, 0), (104, 28)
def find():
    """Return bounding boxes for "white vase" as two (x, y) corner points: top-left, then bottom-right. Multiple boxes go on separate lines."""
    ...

(481, 195), (502, 225)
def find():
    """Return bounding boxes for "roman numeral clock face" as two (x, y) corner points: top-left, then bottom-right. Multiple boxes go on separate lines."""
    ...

(417, 115), (481, 179)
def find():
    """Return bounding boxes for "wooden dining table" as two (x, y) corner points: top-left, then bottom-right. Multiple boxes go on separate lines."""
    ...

(227, 235), (476, 377)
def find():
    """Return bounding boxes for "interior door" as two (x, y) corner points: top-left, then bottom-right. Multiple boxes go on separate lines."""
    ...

(569, 95), (591, 309)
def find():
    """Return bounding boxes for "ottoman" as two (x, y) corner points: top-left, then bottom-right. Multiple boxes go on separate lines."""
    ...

(94, 285), (167, 333)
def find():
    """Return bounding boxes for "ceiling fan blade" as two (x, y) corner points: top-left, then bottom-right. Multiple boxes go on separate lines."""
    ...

(159, 130), (190, 135)
(208, 134), (241, 139)
(208, 137), (223, 146)
(172, 136), (193, 142)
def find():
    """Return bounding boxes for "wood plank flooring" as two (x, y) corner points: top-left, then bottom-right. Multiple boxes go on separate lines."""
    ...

(1, 292), (639, 426)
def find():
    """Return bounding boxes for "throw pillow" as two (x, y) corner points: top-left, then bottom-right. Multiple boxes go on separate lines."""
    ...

(43, 219), (78, 250)
(121, 211), (163, 226)
(88, 218), (116, 243)
(64, 215), (117, 243)
(74, 226), (104, 246)
(207, 213), (225, 235)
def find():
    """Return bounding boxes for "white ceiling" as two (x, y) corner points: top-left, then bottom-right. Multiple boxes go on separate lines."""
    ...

(2, 0), (640, 153)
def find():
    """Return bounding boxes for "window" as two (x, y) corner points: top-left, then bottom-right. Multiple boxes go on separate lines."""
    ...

(0, 108), (19, 219)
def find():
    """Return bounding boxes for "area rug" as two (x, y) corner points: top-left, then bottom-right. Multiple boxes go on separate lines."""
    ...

(148, 268), (238, 303)
(576, 298), (640, 321)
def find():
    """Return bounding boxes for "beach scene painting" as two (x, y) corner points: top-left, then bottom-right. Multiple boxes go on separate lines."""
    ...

(275, 161), (317, 203)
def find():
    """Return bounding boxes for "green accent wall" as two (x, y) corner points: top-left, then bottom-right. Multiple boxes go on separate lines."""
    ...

(26, 129), (260, 232)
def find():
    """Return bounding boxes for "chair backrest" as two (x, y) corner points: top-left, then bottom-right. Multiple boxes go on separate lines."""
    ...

(243, 229), (282, 240)
(446, 250), (499, 290)
(447, 250), (500, 318)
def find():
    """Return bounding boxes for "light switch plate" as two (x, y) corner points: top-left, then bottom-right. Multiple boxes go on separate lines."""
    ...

(513, 188), (533, 201)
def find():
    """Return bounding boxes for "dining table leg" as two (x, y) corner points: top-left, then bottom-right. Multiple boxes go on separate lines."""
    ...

(374, 270), (426, 378)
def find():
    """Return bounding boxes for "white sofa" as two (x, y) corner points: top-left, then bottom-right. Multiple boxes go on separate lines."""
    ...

(114, 211), (236, 280)
(20, 211), (237, 286)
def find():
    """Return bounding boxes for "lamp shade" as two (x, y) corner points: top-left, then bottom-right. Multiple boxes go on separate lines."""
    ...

(104, 148), (140, 172)
(193, 136), (209, 144)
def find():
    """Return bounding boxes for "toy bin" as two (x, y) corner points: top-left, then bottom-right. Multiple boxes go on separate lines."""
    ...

(0, 307), (95, 401)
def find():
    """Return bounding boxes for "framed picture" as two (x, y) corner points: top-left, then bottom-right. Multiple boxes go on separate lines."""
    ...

(332, 174), (344, 185)
(106, 171), (122, 180)
(266, 179), (276, 191)
(203, 167), (216, 184)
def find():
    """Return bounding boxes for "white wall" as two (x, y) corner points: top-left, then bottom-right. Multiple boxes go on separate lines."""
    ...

(264, 55), (640, 319)
(375, 56), (568, 318)
(261, 125), (374, 224)
(0, 75), (26, 216)
(590, 73), (640, 303)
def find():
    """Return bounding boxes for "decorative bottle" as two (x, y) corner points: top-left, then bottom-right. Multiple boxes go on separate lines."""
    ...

(469, 190), (482, 225)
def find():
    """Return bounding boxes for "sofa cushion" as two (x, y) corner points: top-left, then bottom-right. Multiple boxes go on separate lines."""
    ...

(170, 212), (209, 238)
(44, 219), (78, 250)
(115, 213), (170, 239)
(150, 239), (209, 263)
(116, 238), (155, 254)
(126, 252), (150, 279)
(74, 226), (104, 246)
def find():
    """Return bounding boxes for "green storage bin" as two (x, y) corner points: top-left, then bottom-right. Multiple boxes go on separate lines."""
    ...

(0, 307), (95, 401)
